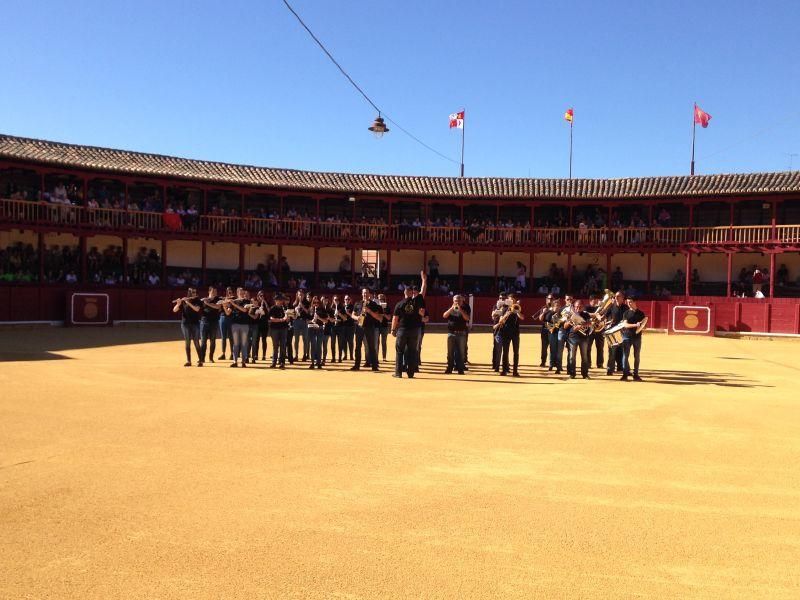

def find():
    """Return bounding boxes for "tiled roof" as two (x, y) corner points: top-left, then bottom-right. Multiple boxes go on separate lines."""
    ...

(1, 133), (799, 200)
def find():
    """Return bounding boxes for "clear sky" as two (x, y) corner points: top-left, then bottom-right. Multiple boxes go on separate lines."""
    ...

(3, 0), (799, 180)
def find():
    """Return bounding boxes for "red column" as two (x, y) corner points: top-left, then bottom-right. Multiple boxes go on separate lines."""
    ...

(684, 252), (691, 297)
(646, 252), (652, 295)
(350, 247), (356, 288)
(201, 241), (207, 286)
(313, 246), (319, 289)
(161, 239), (167, 285)
(726, 252), (732, 297)
(458, 251), (464, 291)
(769, 252), (776, 297)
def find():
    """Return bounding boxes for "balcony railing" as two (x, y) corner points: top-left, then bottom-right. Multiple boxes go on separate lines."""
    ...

(2, 198), (798, 250)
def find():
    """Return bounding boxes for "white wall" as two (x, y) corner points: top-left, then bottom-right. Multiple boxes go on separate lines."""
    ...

(532, 252), (565, 278)
(166, 240), (202, 268)
(498, 251), (529, 278)
(0, 230), (37, 247)
(282, 245), (314, 273)
(651, 253), (684, 281)
(462, 251), (494, 276)
(693, 253), (728, 282)
(243, 244), (279, 270)
(86, 234), (122, 252)
(206, 242), (238, 270)
(390, 250), (424, 274)
(44, 232), (79, 247)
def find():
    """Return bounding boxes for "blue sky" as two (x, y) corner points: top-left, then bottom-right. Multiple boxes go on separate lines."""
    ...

(3, 0), (799, 179)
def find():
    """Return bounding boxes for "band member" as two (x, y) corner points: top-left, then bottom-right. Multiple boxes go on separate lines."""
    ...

(224, 287), (253, 367)
(340, 294), (355, 360)
(320, 295), (334, 365)
(490, 299), (505, 372)
(461, 295), (472, 367)
(199, 286), (222, 364)
(534, 295), (553, 368)
(217, 286), (235, 360)
(546, 298), (562, 373)
(293, 290), (310, 362)
(331, 295), (344, 362)
(564, 298), (592, 379)
(285, 301), (295, 365)
(351, 288), (383, 371)
(556, 294), (573, 372)
(620, 297), (646, 381)
(391, 284), (425, 378)
(605, 291), (628, 375)
(497, 292), (524, 376)
(246, 291), (264, 363)
(307, 295), (329, 369)
(584, 294), (605, 368)
(443, 294), (468, 374)
(269, 293), (290, 369)
(251, 291), (269, 361)
(378, 293), (390, 362)
(173, 287), (202, 366)
(410, 273), (428, 370)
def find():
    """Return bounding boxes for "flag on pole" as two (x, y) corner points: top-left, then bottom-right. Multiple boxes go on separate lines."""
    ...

(694, 104), (712, 128)
(564, 108), (574, 123)
(449, 110), (464, 129)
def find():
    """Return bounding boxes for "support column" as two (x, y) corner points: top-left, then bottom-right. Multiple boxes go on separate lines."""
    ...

(122, 237), (129, 284)
(80, 235), (88, 283)
(769, 252), (776, 297)
(350, 247), (356, 288)
(313, 246), (320, 288)
(161, 239), (167, 285)
(38, 232), (45, 283)
(726, 252), (732, 297)
(685, 252), (691, 297)
(646, 252), (652, 295)
(458, 251), (464, 291)
(238, 243), (245, 283)
(566, 252), (573, 294)
(201, 240), (207, 286)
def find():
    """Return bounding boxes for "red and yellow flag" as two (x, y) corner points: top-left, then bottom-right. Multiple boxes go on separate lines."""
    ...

(564, 108), (574, 123)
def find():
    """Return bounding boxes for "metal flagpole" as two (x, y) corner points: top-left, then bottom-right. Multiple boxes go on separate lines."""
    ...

(460, 109), (465, 177)
(569, 118), (573, 179)
(690, 103), (697, 176)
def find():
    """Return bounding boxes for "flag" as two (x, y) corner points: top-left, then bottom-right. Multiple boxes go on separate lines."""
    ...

(564, 108), (574, 123)
(449, 110), (464, 129)
(694, 104), (711, 128)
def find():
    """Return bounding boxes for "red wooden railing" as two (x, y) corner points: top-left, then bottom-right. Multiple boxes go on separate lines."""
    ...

(2, 198), (798, 250)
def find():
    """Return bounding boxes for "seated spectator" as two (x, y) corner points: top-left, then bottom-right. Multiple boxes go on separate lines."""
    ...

(147, 272), (160, 286)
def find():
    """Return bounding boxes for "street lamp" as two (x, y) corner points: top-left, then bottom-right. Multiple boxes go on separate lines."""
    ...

(368, 114), (389, 138)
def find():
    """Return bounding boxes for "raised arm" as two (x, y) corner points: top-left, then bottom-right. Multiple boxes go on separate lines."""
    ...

(419, 270), (428, 298)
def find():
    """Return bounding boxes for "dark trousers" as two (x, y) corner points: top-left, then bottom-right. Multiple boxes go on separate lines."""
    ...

(492, 332), (502, 370)
(548, 330), (561, 370)
(270, 329), (288, 365)
(379, 325), (389, 360)
(309, 326), (323, 365)
(199, 318), (218, 362)
(395, 327), (420, 376)
(327, 327), (336, 361)
(181, 322), (201, 363)
(355, 327), (379, 370)
(588, 332), (604, 367)
(252, 324), (268, 359)
(447, 331), (467, 372)
(567, 335), (590, 377)
(539, 328), (549, 365)
(606, 341), (624, 373)
(218, 315), (233, 356)
(335, 327), (347, 360)
(341, 325), (354, 359)
(501, 333), (520, 373)
(622, 336), (642, 376)
(464, 330), (470, 362)
(286, 328), (295, 362)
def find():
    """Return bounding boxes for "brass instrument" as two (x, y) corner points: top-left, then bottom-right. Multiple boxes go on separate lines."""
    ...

(568, 312), (591, 336)
(590, 289), (615, 332)
(284, 308), (297, 320)
(547, 305), (571, 333)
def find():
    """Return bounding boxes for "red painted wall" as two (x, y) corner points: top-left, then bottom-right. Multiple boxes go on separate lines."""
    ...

(1, 286), (799, 334)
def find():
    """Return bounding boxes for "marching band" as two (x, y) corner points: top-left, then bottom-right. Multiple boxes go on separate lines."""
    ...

(173, 281), (647, 381)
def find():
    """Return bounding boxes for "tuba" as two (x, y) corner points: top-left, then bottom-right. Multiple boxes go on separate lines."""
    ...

(590, 289), (615, 332)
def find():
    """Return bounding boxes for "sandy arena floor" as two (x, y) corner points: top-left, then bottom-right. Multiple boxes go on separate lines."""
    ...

(1, 326), (799, 599)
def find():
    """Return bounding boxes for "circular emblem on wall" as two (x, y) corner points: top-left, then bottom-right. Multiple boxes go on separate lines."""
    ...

(83, 298), (99, 319)
(683, 310), (699, 329)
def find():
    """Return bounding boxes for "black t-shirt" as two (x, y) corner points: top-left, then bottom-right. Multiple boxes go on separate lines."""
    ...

(200, 295), (222, 321)
(230, 299), (252, 325)
(269, 305), (288, 330)
(447, 306), (468, 332)
(256, 303), (269, 327)
(545, 309), (561, 331)
(622, 308), (646, 339)
(500, 311), (521, 336)
(607, 303), (628, 327)
(297, 299), (312, 320)
(362, 299), (383, 329)
(181, 297), (202, 325)
(393, 296), (424, 329)
(461, 302), (472, 323)
(338, 303), (354, 327)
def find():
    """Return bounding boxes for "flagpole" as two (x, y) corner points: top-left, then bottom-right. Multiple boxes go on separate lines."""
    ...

(690, 102), (696, 176)
(460, 108), (465, 177)
(569, 118), (573, 179)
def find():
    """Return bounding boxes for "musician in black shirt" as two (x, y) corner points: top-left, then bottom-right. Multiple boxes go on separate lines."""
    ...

(391, 286), (425, 378)
(293, 290), (311, 362)
(224, 288), (254, 368)
(340, 294), (355, 360)
(173, 287), (202, 366)
(584, 294), (605, 368)
(307, 296), (328, 369)
(534, 295), (553, 368)
(251, 290), (269, 362)
(620, 297), (646, 381)
(497, 293), (524, 376)
(443, 294), (468, 374)
(268, 293), (290, 368)
(564, 298), (592, 379)
(490, 299), (505, 372)
(199, 286), (222, 364)
(351, 288), (383, 371)
(546, 298), (562, 373)
(605, 291), (628, 375)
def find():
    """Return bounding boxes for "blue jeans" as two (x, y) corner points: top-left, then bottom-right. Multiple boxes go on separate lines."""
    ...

(549, 330), (561, 369)
(447, 331), (467, 372)
(218, 315), (233, 357)
(557, 329), (568, 369)
(308, 326), (323, 364)
(270, 328), (288, 365)
(622, 336), (642, 376)
(567, 335), (590, 377)
(199, 318), (218, 362)
(231, 323), (249, 363)
(395, 327), (420, 376)
(181, 322), (201, 363)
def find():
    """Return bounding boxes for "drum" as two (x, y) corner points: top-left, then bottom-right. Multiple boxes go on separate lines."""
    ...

(604, 322), (626, 347)
(635, 316), (649, 334)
